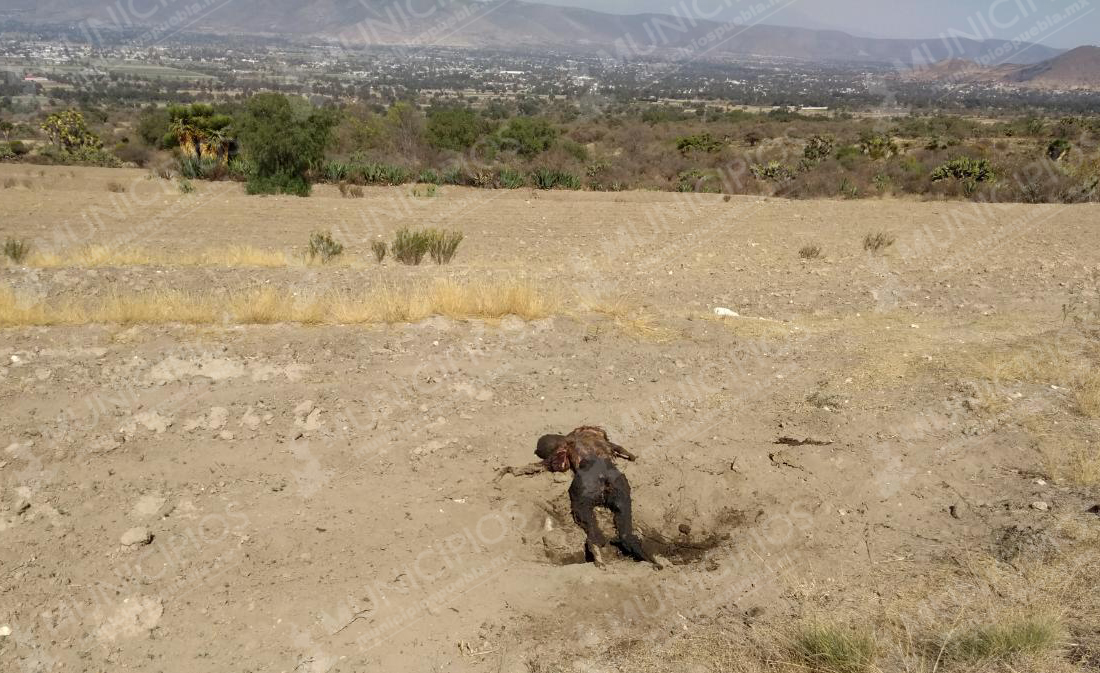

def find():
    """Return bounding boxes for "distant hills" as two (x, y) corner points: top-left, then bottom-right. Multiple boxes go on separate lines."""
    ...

(0, 0), (1073, 67)
(904, 46), (1100, 90)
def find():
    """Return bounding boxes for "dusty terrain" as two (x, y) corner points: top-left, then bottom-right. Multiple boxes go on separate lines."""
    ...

(1, 164), (1098, 673)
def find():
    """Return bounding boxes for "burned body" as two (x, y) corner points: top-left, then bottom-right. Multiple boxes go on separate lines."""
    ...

(498, 426), (657, 568)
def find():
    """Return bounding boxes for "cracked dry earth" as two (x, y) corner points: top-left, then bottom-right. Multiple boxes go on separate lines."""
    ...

(1, 165), (1099, 672)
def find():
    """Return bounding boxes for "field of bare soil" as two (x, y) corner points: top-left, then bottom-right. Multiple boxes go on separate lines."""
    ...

(1, 164), (1098, 673)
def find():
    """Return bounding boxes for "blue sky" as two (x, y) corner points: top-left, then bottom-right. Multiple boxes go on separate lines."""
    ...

(529, 0), (1098, 48)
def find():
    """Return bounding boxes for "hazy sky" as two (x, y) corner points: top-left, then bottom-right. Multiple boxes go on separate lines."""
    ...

(530, 0), (1098, 48)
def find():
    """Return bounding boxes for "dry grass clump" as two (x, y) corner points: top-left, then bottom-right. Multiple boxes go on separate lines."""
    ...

(331, 279), (554, 324)
(4, 237), (31, 264)
(799, 244), (823, 259)
(0, 279), (555, 327)
(371, 241), (387, 263)
(229, 287), (325, 325)
(106, 181), (126, 193)
(790, 623), (877, 673)
(338, 182), (364, 198)
(863, 231), (896, 253)
(1075, 372), (1100, 418)
(307, 230), (344, 264)
(392, 227), (431, 265)
(1038, 439), (1100, 486)
(945, 616), (1062, 663)
(584, 296), (678, 341)
(426, 229), (464, 264)
(198, 245), (289, 267)
(97, 290), (219, 325)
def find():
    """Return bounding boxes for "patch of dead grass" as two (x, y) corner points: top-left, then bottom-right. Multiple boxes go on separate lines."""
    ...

(1074, 372), (1100, 419)
(26, 245), (292, 268)
(583, 296), (679, 341)
(0, 279), (557, 327)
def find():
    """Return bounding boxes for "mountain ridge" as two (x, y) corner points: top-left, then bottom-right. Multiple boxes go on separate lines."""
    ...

(0, 0), (1071, 66)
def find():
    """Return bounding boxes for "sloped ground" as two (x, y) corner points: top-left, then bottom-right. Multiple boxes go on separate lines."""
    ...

(0, 165), (1098, 673)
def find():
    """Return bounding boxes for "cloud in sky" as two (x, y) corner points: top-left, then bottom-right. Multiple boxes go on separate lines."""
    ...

(528, 0), (1098, 48)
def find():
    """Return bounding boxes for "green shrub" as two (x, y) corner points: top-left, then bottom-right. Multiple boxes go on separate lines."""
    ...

(499, 117), (557, 156)
(3, 237), (31, 263)
(858, 131), (898, 160)
(417, 168), (442, 184)
(323, 160), (350, 182)
(246, 172), (310, 197)
(836, 144), (862, 170)
(531, 168), (581, 190)
(930, 157), (995, 183)
(411, 184), (437, 197)
(8, 140), (28, 156)
(308, 230), (344, 263)
(177, 155), (225, 180)
(425, 229), (464, 264)
(803, 134), (834, 162)
(839, 177), (859, 198)
(178, 178), (195, 194)
(1047, 138), (1071, 161)
(441, 166), (465, 185)
(371, 240), (387, 263)
(497, 167), (526, 189)
(392, 227), (431, 265)
(750, 161), (795, 182)
(426, 106), (485, 151)
(559, 138), (589, 162)
(676, 132), (723, 154)
(236, 93), (336, 196)
(354, 162), (410, 186)
(228, 157), (254, 180)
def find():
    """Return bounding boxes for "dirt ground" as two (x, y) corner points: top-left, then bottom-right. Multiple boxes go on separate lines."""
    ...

(1, 164), (1098, 673)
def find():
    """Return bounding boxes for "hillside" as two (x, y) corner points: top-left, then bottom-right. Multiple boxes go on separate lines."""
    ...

(0, 0), (1066, 65)
(1008, 45), (1100, 89)
(901, 46), (1100, 90)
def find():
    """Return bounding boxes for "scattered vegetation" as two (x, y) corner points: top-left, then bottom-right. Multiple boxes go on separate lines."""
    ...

(338, 182), (364, 198)
(5, 95), (1098, 204)
(531, 168), (582, 190)
(863, 231), (896, 253)
(307, 230), (344, 264)
(425, 229), (464, 264)
(391, 227), (431, 265)
(411, 183), (437, 198)
(371, 241), (387, 263)
(3, 237), (30, 264)
(799, 244), (822, 259)
(930, 156), (996, 183)
(106, 181), (126, 193)
(178, 178), (195, 194)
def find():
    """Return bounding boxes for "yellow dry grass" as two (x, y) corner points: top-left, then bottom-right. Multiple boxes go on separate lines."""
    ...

(0, 279), (556, 327)
(1075, 372), (1100, 419)
(24, 245), (292, 268)
(582, 296), (678, 341)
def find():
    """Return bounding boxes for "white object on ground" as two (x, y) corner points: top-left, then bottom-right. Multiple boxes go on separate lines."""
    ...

(714, 307), (739, 317)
